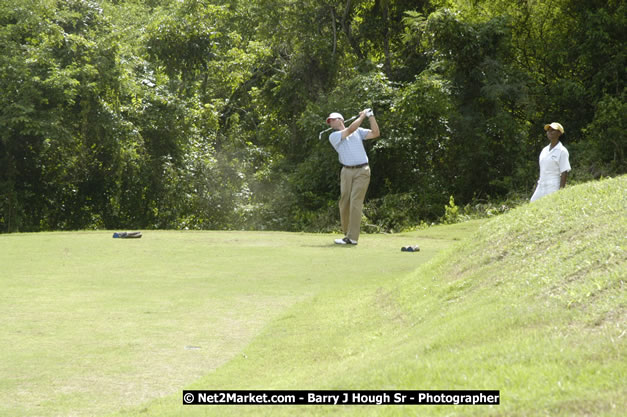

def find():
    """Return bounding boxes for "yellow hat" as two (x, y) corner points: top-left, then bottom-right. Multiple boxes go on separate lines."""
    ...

(544, 122), (564, 134)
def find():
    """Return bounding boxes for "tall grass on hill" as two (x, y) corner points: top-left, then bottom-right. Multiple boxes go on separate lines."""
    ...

(416, 174), (625, 317)
(390, 175), (626, 416)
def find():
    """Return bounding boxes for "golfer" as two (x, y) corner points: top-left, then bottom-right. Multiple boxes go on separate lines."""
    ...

(530, 122), (571, 202)
(327, 108), (380, 245)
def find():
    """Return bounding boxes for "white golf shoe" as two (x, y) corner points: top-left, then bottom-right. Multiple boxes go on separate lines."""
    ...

(334, 237), (358, 245)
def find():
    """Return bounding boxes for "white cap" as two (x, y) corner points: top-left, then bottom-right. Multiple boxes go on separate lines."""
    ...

(326, 112), (344, 125)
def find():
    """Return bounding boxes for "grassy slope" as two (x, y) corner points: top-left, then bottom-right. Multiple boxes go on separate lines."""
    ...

(0, 221), (480, 417)
(119, 175), (626, 417)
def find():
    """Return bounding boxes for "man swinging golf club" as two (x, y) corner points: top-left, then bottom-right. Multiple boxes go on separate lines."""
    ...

(326, 108), (379, 245)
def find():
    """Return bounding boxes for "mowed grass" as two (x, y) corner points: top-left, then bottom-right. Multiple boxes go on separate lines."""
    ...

(0, 221), (480, 417)
(108, 176), (625, 417)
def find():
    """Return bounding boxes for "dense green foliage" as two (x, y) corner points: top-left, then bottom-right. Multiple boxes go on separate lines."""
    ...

(1, 0), (624, 232)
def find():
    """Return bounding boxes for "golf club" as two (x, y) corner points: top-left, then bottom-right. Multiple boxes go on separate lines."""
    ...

(318, 114), (358, 140)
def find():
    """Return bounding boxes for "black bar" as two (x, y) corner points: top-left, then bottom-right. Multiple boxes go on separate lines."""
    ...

(182, 390), (500, 405)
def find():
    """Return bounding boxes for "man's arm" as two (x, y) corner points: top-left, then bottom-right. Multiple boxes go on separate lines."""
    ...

(365, 114), (379, 139)
(341, 109), (380, 139)
(341, 112), (367, 139)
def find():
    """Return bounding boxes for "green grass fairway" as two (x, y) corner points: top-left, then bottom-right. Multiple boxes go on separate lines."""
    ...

(1, 176), (624, 417)
(0, 221), (480, 417)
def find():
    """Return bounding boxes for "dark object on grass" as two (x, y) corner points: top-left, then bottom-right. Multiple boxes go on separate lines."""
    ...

(401, 245), (420, 252)
(113, 232), (142, 239)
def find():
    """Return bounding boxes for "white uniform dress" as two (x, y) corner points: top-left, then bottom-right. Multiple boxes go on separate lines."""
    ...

(530, 141), (571, 202)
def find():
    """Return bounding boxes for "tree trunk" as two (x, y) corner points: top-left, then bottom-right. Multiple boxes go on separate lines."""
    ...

(341, 0), (365, 59)
(330, 6), (337, 57)
(382, 0), (391, 75)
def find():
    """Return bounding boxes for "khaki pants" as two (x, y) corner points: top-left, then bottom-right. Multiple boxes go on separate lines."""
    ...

(339, 166), (371, 241)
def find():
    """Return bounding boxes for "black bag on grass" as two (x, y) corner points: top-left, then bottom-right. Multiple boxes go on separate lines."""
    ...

(112, 232), (142, 239)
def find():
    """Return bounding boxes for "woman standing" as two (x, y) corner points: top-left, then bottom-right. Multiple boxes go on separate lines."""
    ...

(530, 122), (571, 202)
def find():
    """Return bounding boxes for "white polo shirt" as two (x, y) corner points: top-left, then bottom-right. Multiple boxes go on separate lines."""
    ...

(329, 128), (370, 166)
